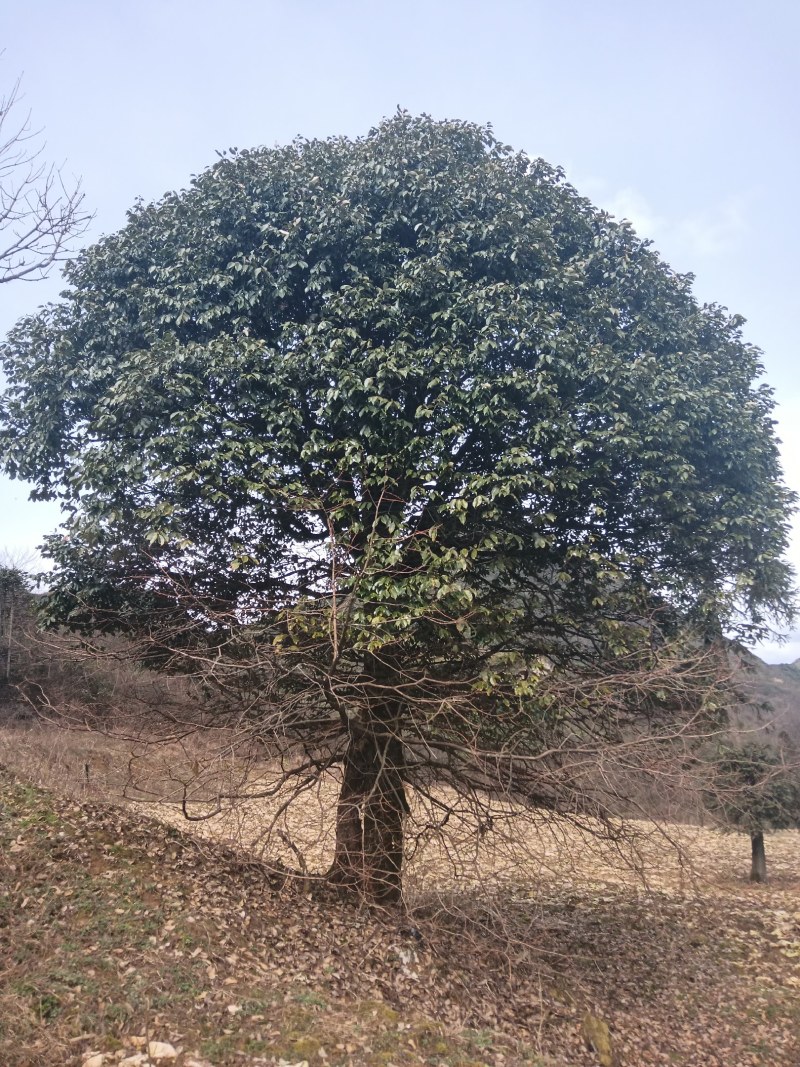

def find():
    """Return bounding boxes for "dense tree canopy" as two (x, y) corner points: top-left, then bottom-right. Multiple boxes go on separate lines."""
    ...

(1, 113), (795, 899)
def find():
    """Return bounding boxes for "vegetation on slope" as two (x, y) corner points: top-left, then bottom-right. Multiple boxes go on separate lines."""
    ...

(2, 763), (799, 1067)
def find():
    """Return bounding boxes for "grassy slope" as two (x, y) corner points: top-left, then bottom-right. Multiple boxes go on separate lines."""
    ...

(0, 765), (548, 1067)
(1, 765), (800, 1067)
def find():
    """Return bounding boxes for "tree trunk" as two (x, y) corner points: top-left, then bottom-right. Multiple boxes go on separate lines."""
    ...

(4, 599), (13, 683)
(328, 658), (408, 904)
(750, 830), (767, 883)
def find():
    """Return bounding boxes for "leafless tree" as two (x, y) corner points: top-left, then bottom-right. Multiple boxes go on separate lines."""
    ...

(0, 74), (90, 284)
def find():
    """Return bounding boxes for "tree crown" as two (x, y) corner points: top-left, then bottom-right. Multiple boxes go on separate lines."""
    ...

(0, 112), (795, 653)
(711, 742), (800, 834)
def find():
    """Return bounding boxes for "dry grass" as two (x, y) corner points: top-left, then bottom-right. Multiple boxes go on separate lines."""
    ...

(3, 716), (798, 896)
(128, 769), (799, 909)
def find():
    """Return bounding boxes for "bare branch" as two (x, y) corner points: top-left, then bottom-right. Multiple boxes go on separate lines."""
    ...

(0, 74), (91, 284)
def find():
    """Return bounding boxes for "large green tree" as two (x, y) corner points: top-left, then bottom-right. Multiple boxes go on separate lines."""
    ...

(1, 114), (795, 901)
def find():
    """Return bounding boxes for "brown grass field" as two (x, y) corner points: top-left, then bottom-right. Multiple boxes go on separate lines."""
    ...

(1, 719), (799, 1067)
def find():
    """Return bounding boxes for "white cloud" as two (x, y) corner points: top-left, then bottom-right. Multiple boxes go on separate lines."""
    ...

(674, 196), (747, 258)
(603, 187), (665, 240)
(569, 173), (749, 262)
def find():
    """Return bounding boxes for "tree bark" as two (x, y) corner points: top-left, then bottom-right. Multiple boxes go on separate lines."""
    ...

(5, 599), (13, 683)
(750, 829), (767, 883)
(328, 658), (408, 903)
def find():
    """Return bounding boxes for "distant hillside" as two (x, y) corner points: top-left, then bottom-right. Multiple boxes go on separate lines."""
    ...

(731, 649), (800, 745)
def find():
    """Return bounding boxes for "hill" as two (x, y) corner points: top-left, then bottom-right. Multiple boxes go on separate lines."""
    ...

(757, 657), (800, 739)
(730, 650), (800, 745)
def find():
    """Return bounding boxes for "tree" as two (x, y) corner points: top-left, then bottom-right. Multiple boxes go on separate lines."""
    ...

(0, 558), (31, 684)
(0, 114), (795, 901)
(0, 74), (90, 284)
(709, 742), (800, 882)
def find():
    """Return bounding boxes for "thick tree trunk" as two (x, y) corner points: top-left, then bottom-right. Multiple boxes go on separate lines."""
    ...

(328, 659), (408, 904)
(329, 731), (407, 903)
(329, 752), (367, 892)
(750, 830), (767, 883)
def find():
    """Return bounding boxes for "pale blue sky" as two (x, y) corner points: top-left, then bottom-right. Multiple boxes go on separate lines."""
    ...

(1, 0), (798, 660)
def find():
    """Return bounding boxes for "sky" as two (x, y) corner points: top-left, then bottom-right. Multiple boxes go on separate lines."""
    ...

(0, 0), (798, 661)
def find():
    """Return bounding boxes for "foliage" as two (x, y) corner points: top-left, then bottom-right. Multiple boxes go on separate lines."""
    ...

(0, 564), (30, 604)
(710, 742), (800, 836)
(0, 562), (33, 685)
(0, 112), (796, 897)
